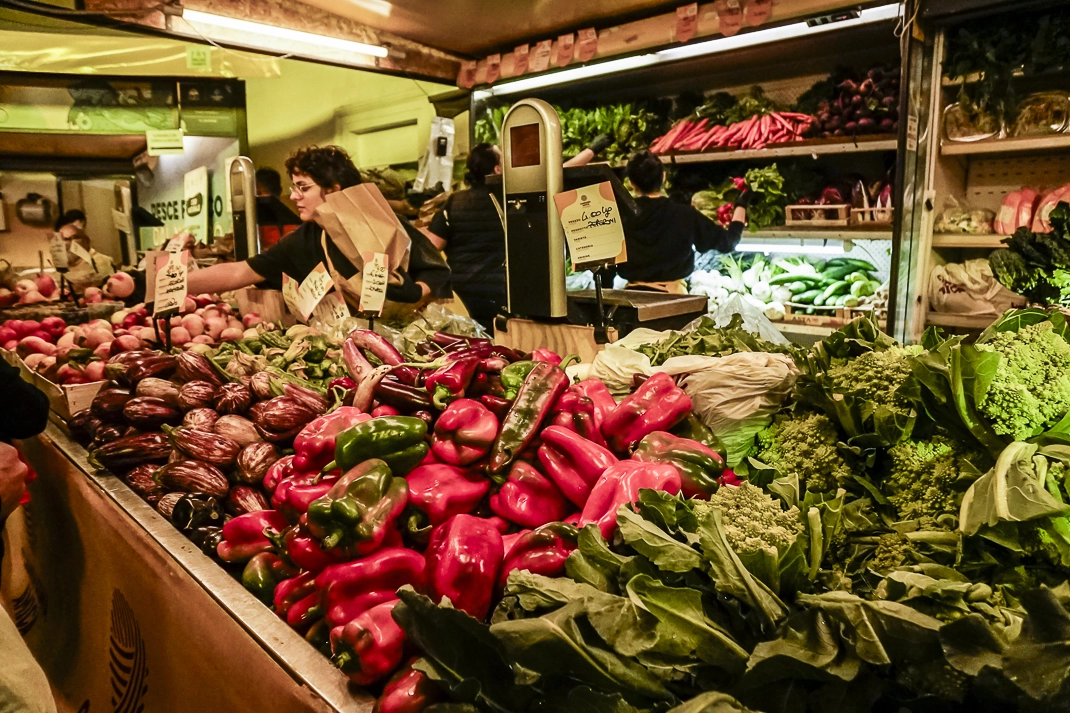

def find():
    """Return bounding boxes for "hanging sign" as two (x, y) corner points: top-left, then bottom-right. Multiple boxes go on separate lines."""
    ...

(676, 4), (699, 42)
(553, 182), (628, 269)
(145, 129), (185, 156)
(716, 0), (744, 36)
(359, 252), (389, 316)
(485, 54), (501, 84)
(577, 28), (599, 62)
(186, 45), (212, 70)
(312, 291), (350, 326)
(456, 60), (477, 89)
(529, 40), (552, 73)
(553, 34), (574, 68)
(49, 233), (69, 271)
(153, 251), (188, 315)
(281, 274), (302, 317)
(512, 44), (530, 75)
(743, 0), (773, 26)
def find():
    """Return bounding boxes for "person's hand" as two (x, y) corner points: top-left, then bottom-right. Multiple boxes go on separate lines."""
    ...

(0, 442), (29, 522)
(733, 188), (759, 209)
(588, 134), (613, 155)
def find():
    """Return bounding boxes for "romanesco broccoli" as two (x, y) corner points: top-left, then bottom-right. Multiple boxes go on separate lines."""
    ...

(976, 321), (1070, 440)
(752, 410), (854, 493)
(827, 344), (923, 409)
(869, 532), (914, 572)
(694, 481), (801, 554)
(883, 435), (983, 521)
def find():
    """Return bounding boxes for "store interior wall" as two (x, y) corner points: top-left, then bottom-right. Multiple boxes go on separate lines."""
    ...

(59, 180), (123, 263)
(0, 172), (59, 268)
(243, 59), (463, 201)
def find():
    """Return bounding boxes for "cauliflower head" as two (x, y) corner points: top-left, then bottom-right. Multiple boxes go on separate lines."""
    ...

(976, 321), (1070, 441)
(696, 481), (802, 555)
(752, 410), (854, 493)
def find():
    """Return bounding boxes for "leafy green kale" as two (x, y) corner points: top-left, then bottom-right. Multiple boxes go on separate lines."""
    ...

(883, 435), (985, 521)
(975, 320), (1070, 440)
(990, 203), (1070, 305)
(695, 482), (802, 555)
(752, 410), (855, 494)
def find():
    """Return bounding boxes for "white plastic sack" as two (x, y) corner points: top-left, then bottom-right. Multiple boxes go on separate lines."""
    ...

(587, 344), (654, 397)
(413, 117), (455, 193)
(704, 293), (791, 345)
(677, 351), (799, 468)
(929, 258), (1026, 315)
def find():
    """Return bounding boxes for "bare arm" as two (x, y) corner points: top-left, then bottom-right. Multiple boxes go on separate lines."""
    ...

(187, 261), (264, 295)
(420, 226), (447, 251)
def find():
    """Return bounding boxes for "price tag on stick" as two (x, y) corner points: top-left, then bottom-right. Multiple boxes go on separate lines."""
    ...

(553, 182), (628, 270)
(296, 263), (334, 321)
(49, 233), (69, 271)
(359, 252), (389, 316)
(154, 251), (189, 316)
(281, 273), (302, 317)
(68, 241), (93, 265)
(312, 290), (350, 326)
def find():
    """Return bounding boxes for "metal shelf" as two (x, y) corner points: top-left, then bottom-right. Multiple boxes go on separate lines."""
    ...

(659, 135), (897, 164)
(754, 227), (893, 240)
(931, 234), (1008, 249)
(941, 134), (1070, 156)
(925, 312), (996, 329)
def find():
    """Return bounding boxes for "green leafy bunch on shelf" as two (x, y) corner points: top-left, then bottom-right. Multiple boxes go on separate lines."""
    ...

(691, 163), (786, 232)
(990, 201), (1070, 305)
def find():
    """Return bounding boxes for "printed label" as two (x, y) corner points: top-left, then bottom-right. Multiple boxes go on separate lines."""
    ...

(676, 4), (699, 43)
(553, 182), (628, 269)
(49, 233), (69, 270)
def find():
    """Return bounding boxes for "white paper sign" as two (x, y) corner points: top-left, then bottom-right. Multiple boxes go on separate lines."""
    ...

(153, 250), (189, 315)
(49, 233), (69, 270)
(312, 290), (350, 326)
(296, 263), (334, 321)
(553, 182), (628, 268)
(146, 129), (185, 156)
(359, 252), (389, 315)
(68, 241), (93, 265)
(144, 250), (165, 303)
(281, 274), (302, 317)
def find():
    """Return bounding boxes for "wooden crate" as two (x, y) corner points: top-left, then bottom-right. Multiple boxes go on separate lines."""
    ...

(784, 204), (851, 227)
(494, 318), (617, 364)
(780, 303), (884, 329)
(850, 207), (894, 225)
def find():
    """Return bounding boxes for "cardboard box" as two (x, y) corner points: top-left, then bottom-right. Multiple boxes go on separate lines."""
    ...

(2, 348), (105, 420)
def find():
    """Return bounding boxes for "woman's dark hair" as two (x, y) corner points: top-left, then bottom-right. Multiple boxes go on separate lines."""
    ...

(465, 143), (500, 186)
(55, 209), (87, 231)
(255, 167), (282, 197)
(285, 145), (362, 191)
(625, 151), (665, 194)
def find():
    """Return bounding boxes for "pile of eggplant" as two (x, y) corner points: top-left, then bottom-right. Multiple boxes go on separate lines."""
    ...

(71, 348), (327, 553)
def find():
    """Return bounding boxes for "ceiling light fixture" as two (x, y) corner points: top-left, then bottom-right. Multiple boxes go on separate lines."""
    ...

(477, 3), (899, 98)
(181, 9), (389, 59)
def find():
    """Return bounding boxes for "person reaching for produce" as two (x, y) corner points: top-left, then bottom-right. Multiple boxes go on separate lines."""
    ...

(618, 151), (748, 293)
(185, 145), (450, 308)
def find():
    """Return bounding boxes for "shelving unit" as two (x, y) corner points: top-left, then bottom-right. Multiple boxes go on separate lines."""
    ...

(925, 312), (996, 329)
(661, 136), (897, 164)
(754, 227), (893, 241)
(930, 233), (1008, 248)
(941, 134), (1070, 157)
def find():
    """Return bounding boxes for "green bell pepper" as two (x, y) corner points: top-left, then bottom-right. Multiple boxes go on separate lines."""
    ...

(330, 415), (428, 476)
(305, 458), (409, 554)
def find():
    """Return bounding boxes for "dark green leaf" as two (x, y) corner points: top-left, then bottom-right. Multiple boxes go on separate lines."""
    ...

(939, 614), (1007, 676)
(567, 525), (631, 594)
(1002, 587), (1070, 700)
(959, 442), (1070, 535)
(666, 691), (755, 713)
(617, 506), (702, 574)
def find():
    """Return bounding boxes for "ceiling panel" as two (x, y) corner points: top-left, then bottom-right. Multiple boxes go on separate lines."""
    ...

(294, 0), (680, 55)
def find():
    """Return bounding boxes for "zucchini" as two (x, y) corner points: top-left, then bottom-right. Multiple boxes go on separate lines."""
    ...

(843, 295), (860, 308)
(822, 265), (855, 281)
(845, 271), (871, 283)
(788, 281), (810, 293)
(841, 258), (878, 272)
(769, 274), (821, 287)
(794, 289), (822, 304)
(819, 280), (850, 304)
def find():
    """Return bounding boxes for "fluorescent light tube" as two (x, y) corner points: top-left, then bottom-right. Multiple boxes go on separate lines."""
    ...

(480, 3), (898, 97)
(735, 243), (845, 255)
(182, 9), (389, 58)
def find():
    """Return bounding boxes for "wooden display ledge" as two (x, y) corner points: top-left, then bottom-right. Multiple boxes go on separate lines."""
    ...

(494, 318), (617, 364)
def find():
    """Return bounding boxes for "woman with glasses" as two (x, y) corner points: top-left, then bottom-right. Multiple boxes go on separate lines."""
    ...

(187, 145), (450, 306)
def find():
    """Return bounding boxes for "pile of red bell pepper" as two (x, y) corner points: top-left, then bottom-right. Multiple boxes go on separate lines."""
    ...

(209, 330), (735, 709)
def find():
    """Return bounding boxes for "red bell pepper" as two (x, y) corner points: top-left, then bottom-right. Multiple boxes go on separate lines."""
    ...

(570, 379), (616, 427)
(267, 524), (345, 574)
(579, 460), (682, 539)
(371, 405), (400, 417)
(480, 394), (512, 420)
(406, 463), (490, 527)
(498, 521), (578, 588)
(330, 600), (406, 686)
(315, 547), (426, 628)
(549, 392), (608, 447)
(305, 459), (409, 556)
(425, 514), (504, 620)
(217, 509), (289, 563)
(425, 356), (480, 409)
(529, 348), (562, 365)
(275, 570), (321, 630)
(720, 468), (742, 486)
(600, 372), (692, 453)
(536, 426), (618, 508)
(292, 407), (370, 471)
(633, 431), (725, 498)
(263, 454), (296, 493)
(488, 361), (570, 473)
(431, 398), (498, 466)
(489, 461), (570, 529)
(272, 470), (340, 524)
(374, 659), (443, 713)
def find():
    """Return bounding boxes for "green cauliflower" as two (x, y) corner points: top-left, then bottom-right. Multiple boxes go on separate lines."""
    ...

(976, 321), (1070, 440)
(827, 344), (923, 409)
(753, 410), (855, 493)
(696, 481), (801, 555)
(883, 435), (984, 521)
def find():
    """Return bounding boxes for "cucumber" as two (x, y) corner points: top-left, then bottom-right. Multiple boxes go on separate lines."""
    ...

(841, 258), (878, 272)
(819, 280), (850, 304)
(822, 265), (855, 281)
(843, 295), (860, 308)
(769, 274), (821, 287)
(851, 280), (876, 297)
(845, 271), (870, 283)
(794, 289), (821, 304)
(788, 281), (810, 293)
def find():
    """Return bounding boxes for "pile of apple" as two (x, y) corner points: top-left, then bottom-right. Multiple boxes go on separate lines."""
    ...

(0, 274), (59, 307)
(112, 294), (261, 349)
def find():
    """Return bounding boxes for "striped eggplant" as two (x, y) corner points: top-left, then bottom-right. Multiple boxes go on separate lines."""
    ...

(89, 432), (171, 473)
(165, 426), (240, 468)
(122, 354), (178, 386)
(252, 396), (317, 433)
(123, 397), (183, 429)
(179, 381), (218, 411)
(215, 383), (252, 415)
(213, 415), (261, 447)
(235, 442), (279, 485)
(108, 349), (155, 366)
(136, 378), (181, 407)
(91, 387), (133, 422)
(156, 492), (184, 519)
(225, 486), (270, 515)
(68, 410), (102, 443)
(154, 460), (229, 498)
(91, 424), (125, 446)
(250, 371), (273, 400)
(123, 464), (164, 501)
(176, 351), (224, 386)
(183, 408), (219, 430)
(283, 383), (329, 415)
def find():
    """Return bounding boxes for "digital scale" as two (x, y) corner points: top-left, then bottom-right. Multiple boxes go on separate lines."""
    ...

(493, 99), (707, 359)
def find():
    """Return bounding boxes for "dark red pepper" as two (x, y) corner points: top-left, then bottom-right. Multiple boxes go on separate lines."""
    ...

(579, 460), (682, 538)
(480, 394), (512, 420)
(405, 463), (490, 528)
(529, 348), (562, 365)
(315, 547), (426, 627)
(488, 361), (569, 474)
(498, 521), (578, 588)
(425, 356), (479, 410)
(292, 407), (370, 472)
(569, 378), (616, 429)
(430, 398), (498, 466)
(275, 570), (320, 631)
(374, 659), (443, 713)
(217, 509), (289, 563)
(268, 524), (345, 574)
(425, 514), (504, 620)
(375, 379), (434, 412)
(489, 461), (570, 529)
(601, 372), (692, 453)
(330, 600), (406, 685)
(272, 470), (340, 524)
(536, 426), (618, 508)
(549, 392), (608, 448)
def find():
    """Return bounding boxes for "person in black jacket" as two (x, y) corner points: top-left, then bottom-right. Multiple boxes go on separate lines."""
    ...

(427, 144), (506, 329)
(619, 151), (750, 293)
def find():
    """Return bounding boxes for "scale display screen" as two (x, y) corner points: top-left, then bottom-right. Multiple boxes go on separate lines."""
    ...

(510, 123), (541, 168)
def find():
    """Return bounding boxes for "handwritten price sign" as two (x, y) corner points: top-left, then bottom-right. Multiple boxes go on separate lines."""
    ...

(359, 252), (389, 316)
(154, 250), (189, 315)
(552, 181), (628, 269)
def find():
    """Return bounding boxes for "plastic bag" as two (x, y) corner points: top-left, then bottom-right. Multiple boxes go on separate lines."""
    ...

(676, 352), (798, 468)
(929, 258), (1026, 315)
(704, 293), (790, 346)
(934, 196), (994, 235)
(391, 302), (488, 356)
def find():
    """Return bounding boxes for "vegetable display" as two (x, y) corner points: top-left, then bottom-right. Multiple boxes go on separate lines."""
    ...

(991, 201), (1070, 305)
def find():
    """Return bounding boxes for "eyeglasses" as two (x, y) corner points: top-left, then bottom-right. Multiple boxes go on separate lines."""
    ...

(290, 182), (318, 196)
